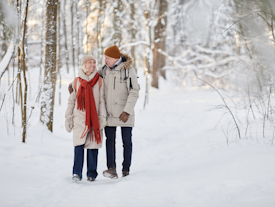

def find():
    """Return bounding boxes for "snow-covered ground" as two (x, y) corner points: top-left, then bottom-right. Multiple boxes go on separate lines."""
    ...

(0, 68), (275, 207)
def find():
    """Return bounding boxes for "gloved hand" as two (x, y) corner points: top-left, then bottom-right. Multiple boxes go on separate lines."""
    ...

(119, 112), (130, 123)
(99, 117), (107, 130)
(65, 115), (73, 133)
(68, 84), (73, 94)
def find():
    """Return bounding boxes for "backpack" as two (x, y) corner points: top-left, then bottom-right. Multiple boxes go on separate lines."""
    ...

(100, 65), (136, 90)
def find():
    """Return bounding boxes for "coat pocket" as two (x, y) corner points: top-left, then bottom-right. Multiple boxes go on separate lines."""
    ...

(112, 98), (127, 117)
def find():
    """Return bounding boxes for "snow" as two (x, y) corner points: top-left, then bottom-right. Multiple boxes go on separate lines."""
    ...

(0, 42), (14, 77)
(0, 68), (275, 207)
(0, 1), (17, 30)
(119, 41), (150, 50)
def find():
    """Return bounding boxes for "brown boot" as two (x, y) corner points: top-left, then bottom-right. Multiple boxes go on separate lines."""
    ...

(122, 171), (129, 177)
(103, 168), (118, 179)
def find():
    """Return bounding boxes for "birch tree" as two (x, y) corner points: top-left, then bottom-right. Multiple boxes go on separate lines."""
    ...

(40, 0), (57, 132)
(112, 0), (122, 46)
(70, 0), (76, 77)
(20, 0), (29, 142)
(63, 0), (69, 72)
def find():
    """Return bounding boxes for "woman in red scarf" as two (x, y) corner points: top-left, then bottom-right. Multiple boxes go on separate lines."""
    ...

(65, 55), (106, 182)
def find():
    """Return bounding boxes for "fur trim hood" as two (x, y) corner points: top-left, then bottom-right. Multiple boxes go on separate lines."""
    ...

(100, 53), (134, 73)
(120, 53), (133, 70)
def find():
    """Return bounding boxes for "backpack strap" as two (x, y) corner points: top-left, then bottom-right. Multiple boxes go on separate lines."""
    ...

(74, 77), (79, 93)
(100, 65), (107, 79)
(129, 75), (134, 90)
(99, 76), (102, 89)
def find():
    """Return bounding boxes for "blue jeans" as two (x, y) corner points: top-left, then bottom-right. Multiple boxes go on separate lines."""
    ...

(105, 126), (132, 172)
(73, 144), (98, 179)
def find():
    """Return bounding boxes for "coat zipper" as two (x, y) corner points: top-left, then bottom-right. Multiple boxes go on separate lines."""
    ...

(113, 77), (116, 89)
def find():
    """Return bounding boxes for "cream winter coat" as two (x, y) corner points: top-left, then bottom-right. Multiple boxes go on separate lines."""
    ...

(65, 68), (106, 149)
(99, 53), (139, 127)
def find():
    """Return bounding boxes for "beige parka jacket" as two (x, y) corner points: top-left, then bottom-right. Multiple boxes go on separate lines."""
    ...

(65, 68), (106, 149)
(99, 53), (139, 127)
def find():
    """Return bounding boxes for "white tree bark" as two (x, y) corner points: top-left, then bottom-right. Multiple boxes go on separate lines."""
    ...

(40, 0), (57, 132)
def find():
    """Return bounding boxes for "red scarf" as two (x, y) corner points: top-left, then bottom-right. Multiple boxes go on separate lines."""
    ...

(76, 72), (101, 144)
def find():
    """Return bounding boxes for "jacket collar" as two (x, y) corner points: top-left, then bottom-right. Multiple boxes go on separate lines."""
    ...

(110, 57), (122, 70)
(78, 68), (97, 81)
(104, 53), (133, 71)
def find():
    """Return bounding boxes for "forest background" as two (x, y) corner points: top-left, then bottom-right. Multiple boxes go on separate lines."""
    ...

(1, 0), (275, 144)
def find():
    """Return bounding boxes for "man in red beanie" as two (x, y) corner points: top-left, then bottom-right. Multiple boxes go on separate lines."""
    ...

(99, 45), (139, 178)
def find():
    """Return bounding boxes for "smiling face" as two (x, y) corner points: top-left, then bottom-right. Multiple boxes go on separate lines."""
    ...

(104, 55), (119, 67)
(85, 59), (96, 75)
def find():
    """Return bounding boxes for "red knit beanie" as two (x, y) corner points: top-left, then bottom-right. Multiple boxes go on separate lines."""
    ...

(104, 45), (121, 59)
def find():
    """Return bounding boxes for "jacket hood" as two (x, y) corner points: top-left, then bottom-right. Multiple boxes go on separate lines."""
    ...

(120, 53), (133, 70)
(101, 53), (134, 71)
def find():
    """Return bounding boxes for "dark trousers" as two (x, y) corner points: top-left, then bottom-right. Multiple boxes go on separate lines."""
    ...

(73, 144), (98, 179)
(105, 126), (132, 172)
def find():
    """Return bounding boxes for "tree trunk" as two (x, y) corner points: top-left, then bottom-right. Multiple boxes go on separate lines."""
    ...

(1, 22), (7, 61)
(21, 0), (30, 143)
(12, 58), (15, 125)
(130, 2), (137, 71)
(151, 45), (159, 88)
(144, 10), (152, 74)
(113, 0), (122, 46)
(76, 1), (80, 66)
(99, 0), (106, 58)
(96, 0), (104, 60)
(152, 0), (168, 88)
(71, 0), (75, 77)
(57, 0), (62, 72)
(85, 0), (90, 54)
(57, 0), (62, 105)
(40, 0), (57, 132)
(143, 44), (149, 108)
(39, 1), (45, 92)
(63, 0), (70, 73)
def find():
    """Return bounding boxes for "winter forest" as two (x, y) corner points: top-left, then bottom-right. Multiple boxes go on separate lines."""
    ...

(1, 0), (275, 206)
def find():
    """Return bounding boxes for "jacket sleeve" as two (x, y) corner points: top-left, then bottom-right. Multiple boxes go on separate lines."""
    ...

(124, 67), (139, 115)
(65, 90), (76, 118)
(98, 80), (107, 118)
(65, 87), (76, 132)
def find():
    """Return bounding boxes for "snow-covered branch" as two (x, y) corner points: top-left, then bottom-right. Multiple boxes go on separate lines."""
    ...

(0, 42), (14, 79)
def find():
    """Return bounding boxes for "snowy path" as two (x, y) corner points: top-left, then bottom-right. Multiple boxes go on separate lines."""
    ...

(1, 77), (275, 207)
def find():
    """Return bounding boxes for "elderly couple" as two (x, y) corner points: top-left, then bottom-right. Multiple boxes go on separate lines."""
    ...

(65, 45), (139, 182)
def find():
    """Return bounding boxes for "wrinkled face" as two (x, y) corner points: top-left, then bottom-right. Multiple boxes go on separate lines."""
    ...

(105, 55), (119, 67)
(85, 59), (96, 74)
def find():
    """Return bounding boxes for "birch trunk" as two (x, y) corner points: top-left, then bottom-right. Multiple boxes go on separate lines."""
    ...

(57, 0), (62, 105)
(85, 0), (89, 54)
(21, 0), (29, 142)
(130, 2), (137, 71)
(113, 0), (122, 46)
(63, 0), (69, 73)
(71, 0), (75, 77)
(76, 2), (80, 66)
(40, 0), (57, 132)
